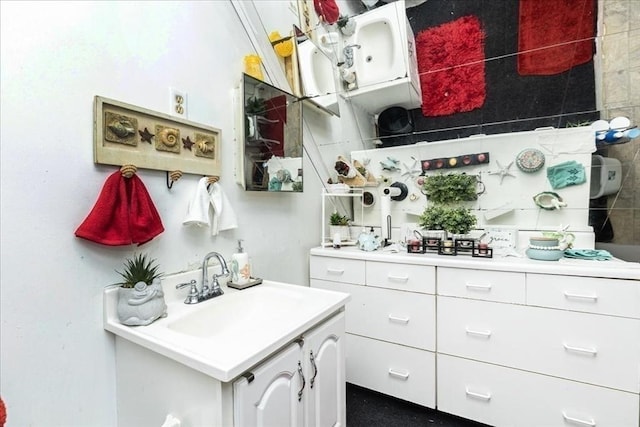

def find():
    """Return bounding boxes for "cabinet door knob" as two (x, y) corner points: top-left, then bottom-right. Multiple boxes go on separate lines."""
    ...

(388, 369), (410, 380)
(465, 327), (492, 338)
(465, 282), (492, 291)
(563, 343), (598, 356)
(563, 291), (598, 302)
(387, 274), (409, 282)
(465, 387), (491, 401)
(388, 314), (410, 324)
(562, 411), (596, 426)
(309, 351), (318, 389)
(297, 361), (306, 401)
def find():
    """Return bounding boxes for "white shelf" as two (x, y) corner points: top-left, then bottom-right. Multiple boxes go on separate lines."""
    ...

(321, 188), (364, 248)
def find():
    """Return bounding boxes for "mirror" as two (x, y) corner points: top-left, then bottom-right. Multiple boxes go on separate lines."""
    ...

(237, 73), (303, 192)
(292, 25), (341, 117)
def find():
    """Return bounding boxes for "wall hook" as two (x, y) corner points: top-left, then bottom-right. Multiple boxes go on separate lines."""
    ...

(166, 170), (183, 189)
(120, 164), (137, 178)
(206, 175), (220, 190)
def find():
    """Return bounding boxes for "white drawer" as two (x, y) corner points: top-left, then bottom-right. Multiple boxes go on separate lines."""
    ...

(437, 297), (640, 392)
(309, 256), (365, 285)
(437, 354), (639, 427)
(313, 280), (435, 350)
(437, 267), (525, 304)
(366, 261), (435, 294)
(346, 334), (435, 409)
(527, 273), (640, 318)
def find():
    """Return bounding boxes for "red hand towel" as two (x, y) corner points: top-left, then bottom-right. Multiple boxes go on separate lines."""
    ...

(314, 0), (339, 24)
(75, 171), (164, 246)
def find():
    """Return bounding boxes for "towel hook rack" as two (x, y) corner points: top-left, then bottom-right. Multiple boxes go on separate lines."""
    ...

(166, 170), (184, 189)
(120, 164), (138, 178)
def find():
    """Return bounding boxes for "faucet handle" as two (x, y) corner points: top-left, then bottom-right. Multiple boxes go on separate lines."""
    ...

(176, 280), (199, 304)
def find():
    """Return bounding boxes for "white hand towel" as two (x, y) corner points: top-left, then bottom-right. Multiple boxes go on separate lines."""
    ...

(183, 177), (211, 227)
(209, 182), (238, 236)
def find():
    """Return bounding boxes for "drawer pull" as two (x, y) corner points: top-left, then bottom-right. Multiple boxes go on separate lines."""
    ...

(388, 369), (410, 380)
(326, 267), (345, 275)
(465, 387), (491, 401)
(388, 314), (410, 324)
(562, 411), (596, 426)
(563, 343), (597, 356)
(465, 282), (492, 291)
(387, 274), (409, 282)
(465, 327), (492, 338)
(563, 291), (598, 302)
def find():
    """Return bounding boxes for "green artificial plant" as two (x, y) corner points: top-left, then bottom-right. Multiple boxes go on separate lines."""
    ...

(418, 205), (477, 235)
(422, 173), (478, 204)
(115, 253), (163, 288)
(329, 212), (350, 226)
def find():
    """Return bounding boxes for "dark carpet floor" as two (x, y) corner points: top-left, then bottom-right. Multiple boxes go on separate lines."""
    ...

(346, 383), (490, 427)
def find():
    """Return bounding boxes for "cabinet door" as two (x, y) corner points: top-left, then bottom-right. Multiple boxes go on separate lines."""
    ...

(303, 312), (346, 427)
(234, 342), (304, 427)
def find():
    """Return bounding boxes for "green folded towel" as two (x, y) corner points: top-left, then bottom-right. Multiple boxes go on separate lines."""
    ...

(563, 249), (612, 261)
(546, 160), (586, 189)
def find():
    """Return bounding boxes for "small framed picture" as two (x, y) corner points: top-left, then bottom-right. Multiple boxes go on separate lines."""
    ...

(484, 226), (518, 256)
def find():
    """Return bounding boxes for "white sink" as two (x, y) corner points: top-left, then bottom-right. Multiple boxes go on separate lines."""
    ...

(344, 1), (406, 88)
(167, 285), (304, 338)
(297, 39), (339, 112)
(103, 270), (349, 382)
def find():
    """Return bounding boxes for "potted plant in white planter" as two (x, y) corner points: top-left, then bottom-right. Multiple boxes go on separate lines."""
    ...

(418, 205), (477, 237)
(115, 253), (166, 326)
(329, 211), (351, 242)
(337, 15), (356, 36)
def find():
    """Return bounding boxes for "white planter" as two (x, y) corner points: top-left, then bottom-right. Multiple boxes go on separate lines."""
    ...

(117, 279), (167, 326)
(329, 225), (351, 242)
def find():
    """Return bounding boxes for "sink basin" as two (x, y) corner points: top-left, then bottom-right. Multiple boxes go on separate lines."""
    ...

(167, 285), (304, 338)
(345, 1), (406, 88)
(297, 39), (339, 111)
(103, 270), (349, 382)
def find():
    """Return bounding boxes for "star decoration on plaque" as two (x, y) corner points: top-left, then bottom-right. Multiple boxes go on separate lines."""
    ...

(488, 160), (516, 184)
(138, 127), (154, 144)
(182, 136), (195, 150)
(401, 156), (422, 181)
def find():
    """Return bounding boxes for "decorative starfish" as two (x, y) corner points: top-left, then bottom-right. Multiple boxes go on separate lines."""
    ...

(182, 136), (195, 150)
(138, 127), (154, 143)
(488, 160), (515, 184)
(401, 156), (422, 181)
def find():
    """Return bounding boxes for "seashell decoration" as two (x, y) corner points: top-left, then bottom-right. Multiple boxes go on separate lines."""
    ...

(108, 120), (136, 138)
(197, 140), (214, 153)
(154, 125), (180, 153)
(194, 133), (216, 159)
(158, 127), (179, 147)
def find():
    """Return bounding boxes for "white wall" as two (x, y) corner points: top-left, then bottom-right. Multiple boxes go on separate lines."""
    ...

(0, 1), (362, 425)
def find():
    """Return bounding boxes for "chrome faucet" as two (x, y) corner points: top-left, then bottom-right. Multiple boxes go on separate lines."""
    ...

(342, 44), (361, 68)
(176, 251), (230, 304)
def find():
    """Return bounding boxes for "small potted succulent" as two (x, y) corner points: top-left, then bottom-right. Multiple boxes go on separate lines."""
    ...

(329, 211), (351, 242)
(115, 253), (166, 326)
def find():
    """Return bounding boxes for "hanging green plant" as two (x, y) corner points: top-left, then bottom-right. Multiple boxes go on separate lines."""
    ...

(422, 173), (478, 205)
(418, 205), (477, 235)
(245, 96), (267, 115)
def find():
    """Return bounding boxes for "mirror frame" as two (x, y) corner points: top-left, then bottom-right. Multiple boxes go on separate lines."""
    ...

(235, 73), (304, 192)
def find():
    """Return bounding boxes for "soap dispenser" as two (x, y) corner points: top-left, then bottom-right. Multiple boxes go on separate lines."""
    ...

(231, 239), (251, 285)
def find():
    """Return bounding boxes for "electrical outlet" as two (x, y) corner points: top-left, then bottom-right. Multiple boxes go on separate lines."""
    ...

(169, 87), (187, 118)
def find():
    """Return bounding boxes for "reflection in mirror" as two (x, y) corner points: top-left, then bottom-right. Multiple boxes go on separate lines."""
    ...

(293, 25), (340, 117)
(239, 73), (303, 192)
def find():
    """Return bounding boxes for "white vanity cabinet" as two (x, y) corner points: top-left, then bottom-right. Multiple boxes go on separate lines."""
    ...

(309, 247), (640, 427)
(234, 312), (346, 427)
(310, 255), (437, 408)
(437, 268), (640, 427)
